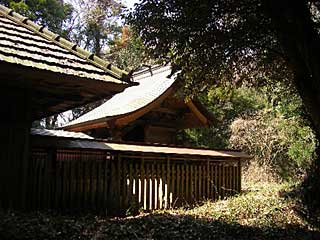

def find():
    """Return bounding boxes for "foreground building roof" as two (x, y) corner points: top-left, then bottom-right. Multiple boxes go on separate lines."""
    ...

(0, 5), (133, 119)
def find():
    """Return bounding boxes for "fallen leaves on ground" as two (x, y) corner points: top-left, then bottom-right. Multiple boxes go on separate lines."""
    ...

(0, 181), (319, 239)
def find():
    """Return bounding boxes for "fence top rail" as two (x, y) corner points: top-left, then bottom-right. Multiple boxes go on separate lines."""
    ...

(31, 134), (251, 160)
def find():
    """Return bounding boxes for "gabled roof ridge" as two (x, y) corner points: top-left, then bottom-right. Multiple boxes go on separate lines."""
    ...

(133, 65), (172, 81)
(0, 4), (132, 82)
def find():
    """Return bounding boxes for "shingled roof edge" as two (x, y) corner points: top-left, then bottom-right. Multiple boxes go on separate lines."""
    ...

(0, 4), (132, 83)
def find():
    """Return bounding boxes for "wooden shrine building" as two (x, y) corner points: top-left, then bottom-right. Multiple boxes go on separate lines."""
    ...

(0, 5), (250, 215)
(0, 5), (133, 210)
(63, 65), (213, 144)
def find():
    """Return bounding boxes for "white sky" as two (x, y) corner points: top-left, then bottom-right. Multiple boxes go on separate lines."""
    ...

(55, 0), (141, 127)
(65, 0), (141, 10)
(123, 0), (141, 9)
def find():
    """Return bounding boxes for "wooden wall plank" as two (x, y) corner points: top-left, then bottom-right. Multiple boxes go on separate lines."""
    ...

(141, 158), (145, 210)
(198, 164), (202, 200)
(237, 159), (241, 193)
(161, 162), (166, 208)
(185, 163), (189, 203)
(157, 163), (161, 209)
(128, 162), (133, 210)
(202, 164), (206, 200)
(134, 161), (140, 210)
(121, 156), (127, 212)
(151, 161), (155, 210)
(166, 157), (170, 208)
(170, 163), (175, 208)
(145, 162), (150, 210)
(176, 164), (180, 207)
(181, 164), (185, 205)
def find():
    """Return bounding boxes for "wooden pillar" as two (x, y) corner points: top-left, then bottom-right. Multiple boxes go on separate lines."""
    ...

(0, 87), (31, 210)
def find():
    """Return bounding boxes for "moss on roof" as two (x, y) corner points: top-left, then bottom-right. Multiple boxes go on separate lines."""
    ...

(0, 4), (132, 82)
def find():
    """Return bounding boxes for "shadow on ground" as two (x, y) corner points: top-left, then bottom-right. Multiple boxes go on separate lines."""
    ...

(282, 168), (320, 229)
(97, 213), (320, 240)
(1, 210), (320, 240)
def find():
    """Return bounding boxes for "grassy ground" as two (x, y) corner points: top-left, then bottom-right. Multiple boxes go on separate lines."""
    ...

(1, 181), (319, 240)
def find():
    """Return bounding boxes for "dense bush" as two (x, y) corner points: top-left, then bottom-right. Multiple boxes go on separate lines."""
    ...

(229, 111), (315, 181)
(180, 85), (316, 181)
(178, 86), (267, 148)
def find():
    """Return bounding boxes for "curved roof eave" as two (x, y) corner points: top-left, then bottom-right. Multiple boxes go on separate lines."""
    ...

(63, 65), (178, 130)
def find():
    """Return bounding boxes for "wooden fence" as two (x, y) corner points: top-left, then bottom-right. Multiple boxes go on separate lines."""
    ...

(27, 148), (241, 215)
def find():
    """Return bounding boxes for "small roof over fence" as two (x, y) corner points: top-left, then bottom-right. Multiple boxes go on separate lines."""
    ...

(0, 5), (134, 119)
(31, 128), (250, 160)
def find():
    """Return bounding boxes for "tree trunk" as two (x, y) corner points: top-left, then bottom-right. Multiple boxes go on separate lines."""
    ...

(264, 0), (320, 131)
(263, 0), (320, 210)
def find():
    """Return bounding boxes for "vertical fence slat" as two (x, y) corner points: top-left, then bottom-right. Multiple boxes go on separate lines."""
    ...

(117, 154), (122, 213)
(70, 155), (75, 211)
(190, 164), (194, 203)
(193, 164), (196, 201)
(145, 162), (150, 210)
(180, 163), (184, 205)
(141, 158), (145, 210)
(166, 157), (170, 209)
(202, 164), (206, 200)
(128, 161), (133, 211)
(157, 163), (161, 209)
(170, 163), (175, 208)
(210, 163), (213, 199)
(207, 161), (210, 200)
(75, 153), (80, 210)
(217, 164), (221, 199)
(96, 155), (101, 212)
(233, 164), (236, 194)
(229, 165), (232, 196)
(176, 164), (180, 207)
(121, 156), (127, 212)
(134, 162), (140, 210)
(151, 161), (155, 210)
(186, 164), (190, 204)
(199, 164), (203, 200)
(224, 165), (228, 197)
(237, 159), (241, 193)
(161, 162), (166, 208)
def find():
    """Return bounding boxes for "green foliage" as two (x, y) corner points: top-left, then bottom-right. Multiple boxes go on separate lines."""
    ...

(279, 119), (316, 168)
(70, 0), (123, 55)
(178, 86), (267, 148)
(106, 27), (151, 71)
(230, 111), (316, 181)
(179, 82), (315, 181)
(126, 0), (291, 96)
(0, 0), (73, 35)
